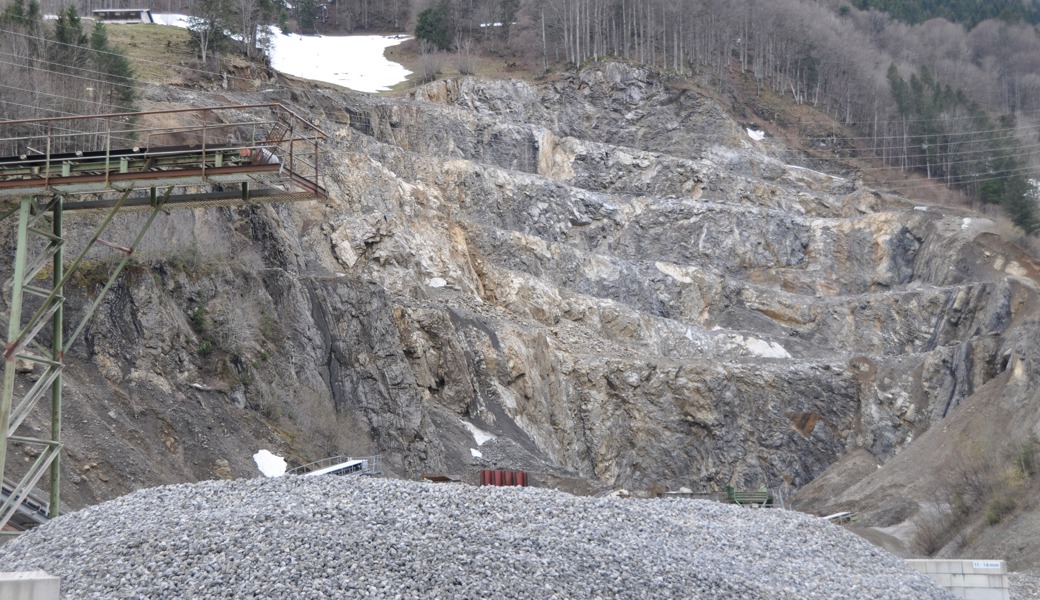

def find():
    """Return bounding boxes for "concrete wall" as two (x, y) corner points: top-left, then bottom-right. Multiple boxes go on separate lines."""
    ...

(907, 560), (1009, 600)
(0, 571), (60, 600)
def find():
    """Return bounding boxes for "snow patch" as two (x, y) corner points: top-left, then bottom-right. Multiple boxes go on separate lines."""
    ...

(463, 420), (495, 446)
(267, 32), (411, 93)
(253, 449), (287, 477)
(740, 336), (792, 358)
(746, 128), (765, 141)
(428, 277), (447, 288)
(153, 13), (191, 28)
(470, 448), (483, 459)
(913, 206), (928, 211)
(962, 218), (972, 230)
(153, 14), (411, 93)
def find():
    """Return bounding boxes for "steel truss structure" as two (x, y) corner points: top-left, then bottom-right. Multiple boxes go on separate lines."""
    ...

(0, 104), (327, 533)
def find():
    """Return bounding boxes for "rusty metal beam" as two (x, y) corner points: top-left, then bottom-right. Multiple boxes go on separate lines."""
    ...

(0, 164), (282, 193)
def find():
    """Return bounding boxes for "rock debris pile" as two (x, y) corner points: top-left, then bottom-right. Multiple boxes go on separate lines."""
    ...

(0, 476), (950, 599)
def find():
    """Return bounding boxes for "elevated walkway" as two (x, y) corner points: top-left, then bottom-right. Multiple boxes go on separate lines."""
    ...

(0, 104), (328, 535)
(0, 103), (327, 210)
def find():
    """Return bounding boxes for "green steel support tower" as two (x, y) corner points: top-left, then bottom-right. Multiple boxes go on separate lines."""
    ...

(0, 104), (326, 533)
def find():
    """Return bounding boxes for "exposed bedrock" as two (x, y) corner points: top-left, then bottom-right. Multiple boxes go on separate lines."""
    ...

(10, 64), (1038, 511)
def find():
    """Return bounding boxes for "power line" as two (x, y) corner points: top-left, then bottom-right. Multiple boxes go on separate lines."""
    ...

(0, 83), (136, 114)
(17, 20), (1036, 140)
(781, 144), (1040, 177)
(0, 46), (145, 86)
(782, 124), (1040, 145)
(761, 106), (1040, 129)
(0, 99), (85, 118)
(870, 169), (1039, 195)
(874, 160), (1039, 185)
(3, 24), (1039, 196)
(0, 24), (277, 93)
(0, 57), (140, 94)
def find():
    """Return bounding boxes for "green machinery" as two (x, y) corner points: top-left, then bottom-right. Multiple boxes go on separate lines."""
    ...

(0, 104), (327, 533)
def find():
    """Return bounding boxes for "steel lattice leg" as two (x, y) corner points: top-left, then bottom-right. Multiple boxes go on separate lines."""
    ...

(0, 197), (63, 532)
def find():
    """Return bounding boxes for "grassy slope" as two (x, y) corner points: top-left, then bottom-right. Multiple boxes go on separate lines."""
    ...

(105, 23), (195, 85)
(383, 39), (540, 94)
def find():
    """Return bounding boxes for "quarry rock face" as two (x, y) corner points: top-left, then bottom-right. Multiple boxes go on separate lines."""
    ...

(12, 64), (1039, 513)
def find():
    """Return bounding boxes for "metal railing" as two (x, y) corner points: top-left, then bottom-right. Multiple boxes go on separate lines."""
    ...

(0, 103), (327, 200)
(288, 455), (383, 477)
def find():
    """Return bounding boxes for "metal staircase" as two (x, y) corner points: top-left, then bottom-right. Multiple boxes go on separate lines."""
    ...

(287, 455), (383, 477)
(1, 477), (50, 532)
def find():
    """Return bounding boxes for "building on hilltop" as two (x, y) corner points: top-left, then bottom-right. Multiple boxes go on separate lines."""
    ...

(90, 8), (153, 24)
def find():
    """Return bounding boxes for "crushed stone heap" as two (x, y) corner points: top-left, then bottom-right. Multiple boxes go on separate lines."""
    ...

(0, 476), (950, 599)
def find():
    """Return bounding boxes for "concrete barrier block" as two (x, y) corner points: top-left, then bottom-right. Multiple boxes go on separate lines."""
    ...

(908, 559), (1009, 600)
(907, 561), (928, 574)
(0, 571), (60, 600)
(927, 573), (954, 587)
(962, 574), (995, 587)
(962, 588), (1009, 600)
(908, 559), (960, 574)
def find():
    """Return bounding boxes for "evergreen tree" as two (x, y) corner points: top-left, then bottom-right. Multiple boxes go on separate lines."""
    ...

(49, 5), (88, 74)
(415, 1), (451, 49)
(499, 0), (520, 41)
(888, 66), (1039, 232)
(299, 0), (318, 33)
(0, 0), (27, 26)
(0, 0), (45, 58)
(90, 21), (137, 111)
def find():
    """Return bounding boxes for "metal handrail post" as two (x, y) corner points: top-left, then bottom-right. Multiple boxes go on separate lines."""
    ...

(43, 124), (52, 190)
(104, 118), (112, 187)
(288, 118), (295, 176)
(201, 109), (208, 178)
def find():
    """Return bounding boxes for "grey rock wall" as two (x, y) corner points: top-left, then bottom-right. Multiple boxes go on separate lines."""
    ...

(7, 63), (1037, 510)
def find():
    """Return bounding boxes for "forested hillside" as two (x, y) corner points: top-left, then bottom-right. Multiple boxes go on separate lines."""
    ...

(851, 0), (1040, 27)
(0, 1), (135, 123)
(410, 0), (1040, 231)
(27, 0), (411, 33)
(1, 0), (1038, 230)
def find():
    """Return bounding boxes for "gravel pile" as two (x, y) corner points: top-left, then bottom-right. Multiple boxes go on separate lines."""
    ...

(0, 476), (951, 599)
(1011, 572), (1040, 600)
